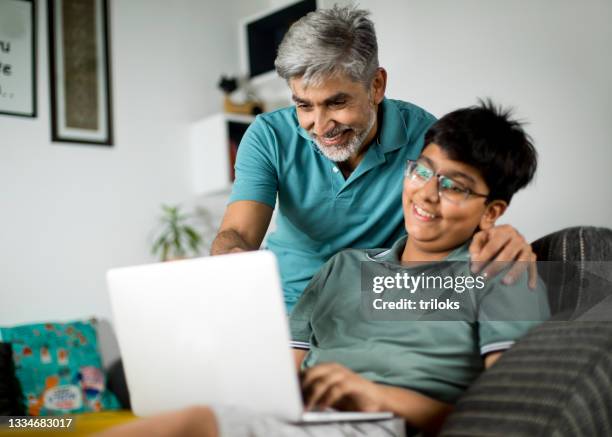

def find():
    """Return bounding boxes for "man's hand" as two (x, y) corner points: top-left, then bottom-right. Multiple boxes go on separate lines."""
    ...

(469, 224), (537, 289)
(301, 363), (383, 412)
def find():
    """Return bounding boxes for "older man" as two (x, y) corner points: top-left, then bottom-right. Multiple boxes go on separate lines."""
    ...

(211, 6), (535, 311)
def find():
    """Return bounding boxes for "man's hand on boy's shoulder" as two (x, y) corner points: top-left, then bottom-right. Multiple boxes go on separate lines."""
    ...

(301, 363), (384, 412)
(469, 224), (538, 289)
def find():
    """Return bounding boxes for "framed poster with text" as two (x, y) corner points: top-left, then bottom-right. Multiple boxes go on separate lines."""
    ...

(0, 0), (36, 118)
(48, 0), (113, 145)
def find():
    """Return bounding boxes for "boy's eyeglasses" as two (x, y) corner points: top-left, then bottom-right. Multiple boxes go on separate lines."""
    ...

(405, 160), (489, 205)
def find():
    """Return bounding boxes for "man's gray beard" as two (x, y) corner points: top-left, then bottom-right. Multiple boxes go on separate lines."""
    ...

(313, 109), (377, 163)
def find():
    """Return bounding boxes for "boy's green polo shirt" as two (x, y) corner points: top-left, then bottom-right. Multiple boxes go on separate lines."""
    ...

(229, 98), (436, 311)
(289, 236), (550, 403)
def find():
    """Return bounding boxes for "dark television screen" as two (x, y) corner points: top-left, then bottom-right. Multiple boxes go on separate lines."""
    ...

(247, 0), (317, 78)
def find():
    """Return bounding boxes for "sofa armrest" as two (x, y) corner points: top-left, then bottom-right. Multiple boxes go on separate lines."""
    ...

(440, 321), (612, 436)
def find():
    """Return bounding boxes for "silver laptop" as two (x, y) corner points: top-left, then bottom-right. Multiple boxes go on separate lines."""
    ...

(106, 250), (393, 423)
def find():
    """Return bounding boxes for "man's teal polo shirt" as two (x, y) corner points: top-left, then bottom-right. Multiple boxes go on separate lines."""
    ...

(229, 98), (436, 311)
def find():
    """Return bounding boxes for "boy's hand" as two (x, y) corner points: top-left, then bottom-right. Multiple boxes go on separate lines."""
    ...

(469, 224), (538, 289)
(301, 363), (383, 412)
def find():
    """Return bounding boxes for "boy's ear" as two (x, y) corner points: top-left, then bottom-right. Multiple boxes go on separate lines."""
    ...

(479, 200), (508, 230)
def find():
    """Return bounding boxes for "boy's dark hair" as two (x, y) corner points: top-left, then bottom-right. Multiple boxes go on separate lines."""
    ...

(424, 99), (537, 204)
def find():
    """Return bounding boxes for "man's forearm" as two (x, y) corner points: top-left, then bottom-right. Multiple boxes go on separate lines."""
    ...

(210, 229), (256, 255)
(377, 385), (453, 435)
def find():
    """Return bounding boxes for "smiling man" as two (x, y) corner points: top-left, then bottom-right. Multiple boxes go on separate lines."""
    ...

(211, 5), (535, 311)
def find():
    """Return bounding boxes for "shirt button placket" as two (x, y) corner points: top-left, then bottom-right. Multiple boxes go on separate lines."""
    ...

(331, 165), (342, 197)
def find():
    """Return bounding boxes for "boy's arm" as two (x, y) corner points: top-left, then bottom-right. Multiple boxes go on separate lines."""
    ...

(382, 351), (503, 432)
(379, 351), (501, 434)
(301, 363), (452, 434)
(376, 384), (453, 435)
(484, 351), (503, 368)
(302, 352), (504, 435)
(288, 255), (338, 371)
(477, 271), (550, 367)
(293, 348), (307, 371)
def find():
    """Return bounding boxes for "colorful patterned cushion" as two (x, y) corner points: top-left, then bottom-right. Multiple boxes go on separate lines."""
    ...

(0, 321), (120, 416)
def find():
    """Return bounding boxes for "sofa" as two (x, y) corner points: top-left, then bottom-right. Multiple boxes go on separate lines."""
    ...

(440, 226), (612, 436)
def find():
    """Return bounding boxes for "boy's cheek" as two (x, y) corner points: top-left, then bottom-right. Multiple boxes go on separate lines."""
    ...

(402, 182), (415, 209)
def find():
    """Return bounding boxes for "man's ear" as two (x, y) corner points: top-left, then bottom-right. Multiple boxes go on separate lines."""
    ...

(479, 200), (508, 230)
(370, 68), (387, 105)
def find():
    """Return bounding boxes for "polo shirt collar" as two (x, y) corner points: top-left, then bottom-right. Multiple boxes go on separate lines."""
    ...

(377, 98), (410, 154)
(369, 235), (470, 265)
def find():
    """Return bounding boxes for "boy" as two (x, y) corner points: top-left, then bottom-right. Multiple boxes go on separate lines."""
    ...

(289, 99), (549, 435)
(98, 101), (549, 437)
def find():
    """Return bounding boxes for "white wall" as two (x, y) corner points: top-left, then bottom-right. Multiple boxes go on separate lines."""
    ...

(0, 0), (265, 328)
(363, 0), (612, 240)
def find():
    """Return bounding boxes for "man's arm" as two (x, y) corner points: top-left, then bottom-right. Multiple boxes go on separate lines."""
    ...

(210, 200), (273, 255)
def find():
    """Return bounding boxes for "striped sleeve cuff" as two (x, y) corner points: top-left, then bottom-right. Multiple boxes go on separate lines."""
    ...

(290, 340), (311, 350)
(481, 340), (515, 356)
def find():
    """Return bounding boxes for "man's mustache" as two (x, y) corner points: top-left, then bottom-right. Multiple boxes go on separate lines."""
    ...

(310, 125), (353, 140)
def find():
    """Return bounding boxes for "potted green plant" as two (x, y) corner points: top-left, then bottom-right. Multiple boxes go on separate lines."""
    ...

(151, 205), (203, 261)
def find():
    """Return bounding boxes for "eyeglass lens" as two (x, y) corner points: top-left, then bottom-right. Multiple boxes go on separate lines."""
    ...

(406, 161), (470, 204)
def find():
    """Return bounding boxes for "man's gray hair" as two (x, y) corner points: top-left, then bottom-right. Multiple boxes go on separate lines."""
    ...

(274, 5), (379, 87)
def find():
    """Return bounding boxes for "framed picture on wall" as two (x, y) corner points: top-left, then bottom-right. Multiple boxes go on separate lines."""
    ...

(0, 0), (36, 118)
(48, 0), (113, 146)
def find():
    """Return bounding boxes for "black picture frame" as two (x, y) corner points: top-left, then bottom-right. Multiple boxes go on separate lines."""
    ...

(0, 0), (37, 118)
(48, 0), (113, 146)
(246, 0), (316, 79)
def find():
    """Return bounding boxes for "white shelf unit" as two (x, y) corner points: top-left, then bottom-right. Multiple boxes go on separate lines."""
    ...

(190, 113), (255, 195)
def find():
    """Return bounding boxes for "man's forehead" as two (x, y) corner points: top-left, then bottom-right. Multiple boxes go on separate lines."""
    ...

(289, 75), (365, 101)
(292, 91), (350, 104)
